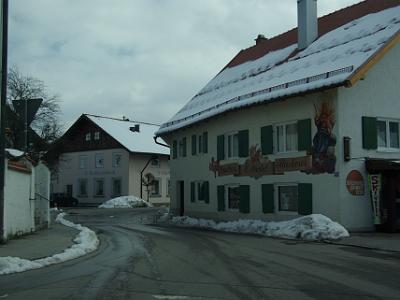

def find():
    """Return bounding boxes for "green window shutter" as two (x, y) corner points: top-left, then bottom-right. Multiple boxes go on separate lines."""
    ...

(182, 137), (187, 157)
(298, 183), (312, 215)
(262, 184), (274, 213)
(239, 185), (250, 213)
(261, 125), (273, 155)
(172, 140), (178, 159)
(362, 117), (377, 149)
(238, 129), (249, 157)
(217, 135), (225, 161)
(217, 185), (225, 211)
(203, 132), (208, 153)
(190, 182), (195, 202)
(204, 182), (209, 204)
(297, 119), (312, 152)
(191, 135), (197, 155)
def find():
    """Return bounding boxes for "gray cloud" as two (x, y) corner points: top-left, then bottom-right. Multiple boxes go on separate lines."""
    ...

(9, 0), (361, 129)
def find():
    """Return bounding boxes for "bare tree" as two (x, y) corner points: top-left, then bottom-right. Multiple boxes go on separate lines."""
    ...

(6, 65), (63, 151)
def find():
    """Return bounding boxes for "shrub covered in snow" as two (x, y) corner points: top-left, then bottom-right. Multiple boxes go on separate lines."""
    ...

(169, 214), (349, 241)
(99, 195), (152, 208)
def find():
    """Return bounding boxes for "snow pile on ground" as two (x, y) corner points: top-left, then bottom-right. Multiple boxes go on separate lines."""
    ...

(99, 195), (152, 208)
(0, 213), (99, 275)
(170, 214), (349, 241)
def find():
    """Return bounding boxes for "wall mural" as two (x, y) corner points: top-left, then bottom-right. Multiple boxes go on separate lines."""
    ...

(209, 100), (337, 178)
(307, 101), (337, 174)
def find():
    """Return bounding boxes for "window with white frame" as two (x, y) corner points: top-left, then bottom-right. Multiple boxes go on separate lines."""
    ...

(79, 155), (88, 169)
(226, 132), (239, 159)
(226, 184), (240, 210)
(94, 131), (100, 140)
(78, 178), (88, 197)
(85, 132), (91, 141)
(95, 153), (104, 168)
(94, 178), (105, 197)
(377, 119), (399, 150)
(112, 178), (122, 197)
(194, 181), (207, 202)
(151, 178), (161, 196)
(277, 184), (298, 212)
(112, 153), (122, 167)
(275, 122), (298, 153)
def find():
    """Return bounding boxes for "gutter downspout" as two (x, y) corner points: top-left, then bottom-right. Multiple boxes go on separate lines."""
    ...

(153, 136), (170, 148)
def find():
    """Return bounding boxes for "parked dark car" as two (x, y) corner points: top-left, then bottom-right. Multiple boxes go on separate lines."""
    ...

(50, 193), (79, 207)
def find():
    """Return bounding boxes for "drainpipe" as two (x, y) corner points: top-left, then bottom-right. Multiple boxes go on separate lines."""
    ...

(153, 136), (170, 148)
(0, 0), (9, 242)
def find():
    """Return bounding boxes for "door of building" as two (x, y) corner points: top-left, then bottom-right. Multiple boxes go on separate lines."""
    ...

(66, 184), (73, 196)
(177, 181), (184, 216)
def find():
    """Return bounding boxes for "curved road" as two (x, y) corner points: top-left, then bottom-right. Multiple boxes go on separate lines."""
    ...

(0, 208), (399, 300)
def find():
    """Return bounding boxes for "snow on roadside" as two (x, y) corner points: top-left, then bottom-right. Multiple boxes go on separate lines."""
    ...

(99, 195), (152, 208)
(0, 213), (99, 275)
(169, 214), (349, 241)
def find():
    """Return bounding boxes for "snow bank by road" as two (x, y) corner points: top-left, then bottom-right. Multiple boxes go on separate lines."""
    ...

(169, 214), (349, 241)
(0, 213), (99, 275)
(99, 195), (152, 208)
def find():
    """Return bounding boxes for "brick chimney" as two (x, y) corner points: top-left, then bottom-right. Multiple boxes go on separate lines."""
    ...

(297, 0), (318, 50)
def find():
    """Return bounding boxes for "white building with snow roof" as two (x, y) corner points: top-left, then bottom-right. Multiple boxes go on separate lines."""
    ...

(155, 0), (400, 231)
(51, 114), (170, 206)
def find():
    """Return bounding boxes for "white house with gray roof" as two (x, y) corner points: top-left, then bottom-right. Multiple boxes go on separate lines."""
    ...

(51, 114), (170, 206)
(156, 0), (400, 232)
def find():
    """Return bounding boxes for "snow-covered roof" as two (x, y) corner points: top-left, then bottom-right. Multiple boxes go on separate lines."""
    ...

(157, 3), (400, 136)
(5, 148), (25, 158)
(85, 115), (169, 155)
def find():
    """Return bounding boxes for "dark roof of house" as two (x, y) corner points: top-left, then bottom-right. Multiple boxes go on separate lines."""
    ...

(157, 0), (400, 136)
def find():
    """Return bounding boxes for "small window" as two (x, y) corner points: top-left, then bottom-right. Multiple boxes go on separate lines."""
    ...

(112, 153), (122, 167)
(377, 119), (400, 150)
(85, 133), (91, 141)
(78, 179), (88, 197)
(226, 184), (240, 210)
(151, 178), (161, 197)
(94, 131), (100, 140)
(179, 138), (187, 157)
(276, 122), (298, 153)
(95, 153), (104, 168)
(277, 184), (298, 212)
(94, 178), (105, 197)
(226, 132), (239, 159)
(151, 159), (160, 167)
(112, 178), (122, 197)
(79, 155), (88, 169)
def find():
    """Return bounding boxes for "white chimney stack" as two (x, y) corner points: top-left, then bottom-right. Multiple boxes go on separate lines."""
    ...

(297, 0), (318, 50)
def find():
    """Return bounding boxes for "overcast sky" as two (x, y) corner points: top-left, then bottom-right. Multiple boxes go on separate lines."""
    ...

(9, 0), (361, 130)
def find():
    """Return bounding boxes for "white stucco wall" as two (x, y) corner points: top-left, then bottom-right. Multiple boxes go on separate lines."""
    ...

(128, 153), (170, 205)
(336, 42), (400, 231)
(52, 148), (130, 205)
(3, 160), (35, 239)
(169, 89), (342, 223)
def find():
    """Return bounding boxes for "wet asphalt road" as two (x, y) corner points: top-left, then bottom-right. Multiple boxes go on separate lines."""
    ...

(0, 207), (400, 300)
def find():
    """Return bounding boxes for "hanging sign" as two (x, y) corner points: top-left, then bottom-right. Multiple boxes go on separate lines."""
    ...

(368, 174), (382, 225)
(346, 170), (365, 195)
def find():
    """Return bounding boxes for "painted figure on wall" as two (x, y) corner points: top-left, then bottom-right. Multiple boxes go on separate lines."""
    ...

(310, 101), (336, 174)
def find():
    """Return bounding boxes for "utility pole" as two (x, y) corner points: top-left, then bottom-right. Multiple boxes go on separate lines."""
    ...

(0, 0), (8, 242)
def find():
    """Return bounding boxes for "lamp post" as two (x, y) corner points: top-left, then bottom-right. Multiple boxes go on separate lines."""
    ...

(0, 0), (8, 242)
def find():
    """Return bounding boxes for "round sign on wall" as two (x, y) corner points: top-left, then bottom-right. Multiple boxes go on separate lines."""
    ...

(346, 170), (365, 196)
